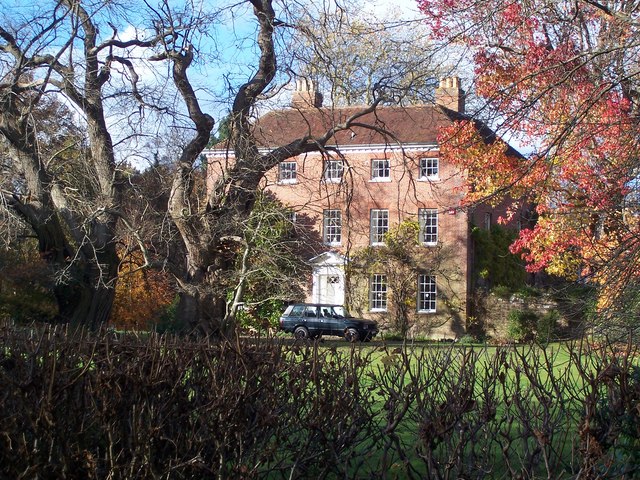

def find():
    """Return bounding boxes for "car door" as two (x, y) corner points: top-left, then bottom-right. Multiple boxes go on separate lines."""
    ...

(320, 306), (343, 336)
(303, 305), (321, 336)
(317, 306), (334, 336)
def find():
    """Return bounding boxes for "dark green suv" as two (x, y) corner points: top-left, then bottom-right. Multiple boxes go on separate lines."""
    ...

(279, 303), (378, 342)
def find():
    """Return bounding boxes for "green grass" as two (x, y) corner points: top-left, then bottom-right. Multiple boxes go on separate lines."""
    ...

(281, 340), (615, 478)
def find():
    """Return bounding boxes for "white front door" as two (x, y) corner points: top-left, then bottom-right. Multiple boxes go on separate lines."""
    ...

(310, 252), (347, 305)
(317, 273), (344, 305)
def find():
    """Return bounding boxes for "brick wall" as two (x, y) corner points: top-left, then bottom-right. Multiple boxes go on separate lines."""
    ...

(261, 148), (472, 337)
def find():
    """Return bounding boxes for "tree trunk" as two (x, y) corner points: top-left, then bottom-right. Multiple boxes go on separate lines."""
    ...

(53, 245), (119, 328)
(177, 290), (228, 337)
(175, 254), (232, 336)
(56, 280), (116, 328)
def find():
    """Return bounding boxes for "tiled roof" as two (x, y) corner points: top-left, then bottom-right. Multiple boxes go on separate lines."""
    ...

(209, 103), (523, 158)
(251, 104), (465, 147)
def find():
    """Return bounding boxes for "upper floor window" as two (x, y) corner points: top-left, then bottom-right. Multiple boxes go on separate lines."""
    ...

(324, 160), (344, 182)
(371, 159), (390, 181)
(419, 209), (438, 245)
(323, 209), (342, 245)
(417, 275), (436, 313)
(278, 161), (297, 184)
(419, 157), (439, 179)
(370, 209), (389, 245)
(484, 212), (492, 231)
(370, 274), (388, 311)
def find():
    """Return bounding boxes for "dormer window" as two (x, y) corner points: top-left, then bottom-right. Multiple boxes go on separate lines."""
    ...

(278, 162), (297, 184)
(419, 157), (438, 180)
(371, 159), (390, 182)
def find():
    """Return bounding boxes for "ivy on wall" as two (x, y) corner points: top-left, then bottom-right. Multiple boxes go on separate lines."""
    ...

(471, 224), (526, 292)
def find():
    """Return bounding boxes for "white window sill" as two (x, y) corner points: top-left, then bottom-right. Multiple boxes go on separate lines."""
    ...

(370, 308), (387, 313)
(370, 242), (385, 247)
(418, 176), (440, 182)
(277, 179), (298, 185)
(324, 241), (342, 247)
(421, 242), (438, 247)
(417, 309), (436, 314)
(369, 178), (391, 183)
(323, 177), (343, 184)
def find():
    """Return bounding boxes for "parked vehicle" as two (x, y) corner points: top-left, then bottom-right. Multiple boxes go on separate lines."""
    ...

(279, 303), (378, 342)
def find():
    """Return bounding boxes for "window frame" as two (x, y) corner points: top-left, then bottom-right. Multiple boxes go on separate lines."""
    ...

(370, 209), (389, 245)
(324, 159), (344, 183)
(278, 161), (297, 184)
(322, 209), (342, 245)
(484, 212), (492, 231)
(417, 274), (437, 313)
(370, 274), (388, 312)
(284, 210), (297, 225)
(419, 208), (438, 246)
(419, 157), (439, 180)
(370, 158), (391, 182)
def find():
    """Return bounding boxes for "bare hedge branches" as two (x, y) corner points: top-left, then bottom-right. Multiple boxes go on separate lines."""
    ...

(1, 326), (639, 478)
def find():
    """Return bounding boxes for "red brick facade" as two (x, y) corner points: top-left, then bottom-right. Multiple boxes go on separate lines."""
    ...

(206, 79), (520, 338)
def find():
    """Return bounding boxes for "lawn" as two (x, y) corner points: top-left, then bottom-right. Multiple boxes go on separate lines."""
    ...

(277, 339), (638, 479)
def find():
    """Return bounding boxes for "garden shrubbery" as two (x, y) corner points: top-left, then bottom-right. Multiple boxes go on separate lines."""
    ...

(507, 308), (560, 343)
(1, 323), (639, 479)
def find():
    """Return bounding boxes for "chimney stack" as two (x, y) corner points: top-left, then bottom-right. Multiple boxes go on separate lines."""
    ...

(435, 77), (465, 113)
(291, 78), (323, 109)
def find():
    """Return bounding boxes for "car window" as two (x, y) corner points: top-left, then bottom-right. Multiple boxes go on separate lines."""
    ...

(304, 306), (318, 317)
(333, 306), (347, 318)
(320, 307), (333, 318)
(290, 305), (305, 316)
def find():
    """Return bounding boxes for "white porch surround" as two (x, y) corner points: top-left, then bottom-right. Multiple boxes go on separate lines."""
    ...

(309, 251), (347, 305)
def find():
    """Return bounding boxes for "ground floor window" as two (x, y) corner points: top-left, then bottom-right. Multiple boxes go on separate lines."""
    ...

(418, 275), (436, 312)
(370, 274), (388, 311)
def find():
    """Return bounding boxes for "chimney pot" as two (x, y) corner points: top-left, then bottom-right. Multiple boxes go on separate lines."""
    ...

(291, 78), (323, 108)
(436, 76), (465, 113)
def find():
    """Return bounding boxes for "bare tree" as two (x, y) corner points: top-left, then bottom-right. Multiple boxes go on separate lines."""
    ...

(0, 0), (444, 333)
(288, 5), (445, 106)
(0, 0), (199, 327)
(1, 8), (115, 326)
(150, 0), (438, 334)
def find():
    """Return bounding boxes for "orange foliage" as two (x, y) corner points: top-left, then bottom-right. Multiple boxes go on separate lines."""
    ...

(111, 250), (175, 330)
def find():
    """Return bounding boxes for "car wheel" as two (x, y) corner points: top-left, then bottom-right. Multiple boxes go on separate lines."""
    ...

(345, 328), (360, 343)
(294, 326), (310, 340)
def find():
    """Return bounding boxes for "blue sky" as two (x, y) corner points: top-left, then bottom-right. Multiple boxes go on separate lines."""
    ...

(1, 0), (431, 166)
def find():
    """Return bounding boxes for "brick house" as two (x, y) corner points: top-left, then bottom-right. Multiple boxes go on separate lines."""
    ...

(206, 78), (521, 338)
